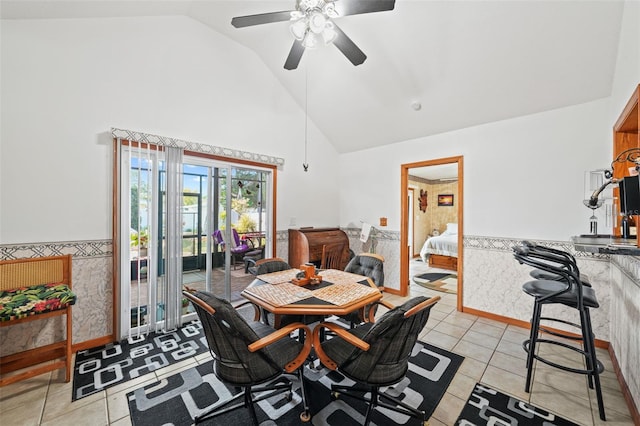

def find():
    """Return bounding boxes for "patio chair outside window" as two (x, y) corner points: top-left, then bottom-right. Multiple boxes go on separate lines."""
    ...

(213, 229), (251, 269)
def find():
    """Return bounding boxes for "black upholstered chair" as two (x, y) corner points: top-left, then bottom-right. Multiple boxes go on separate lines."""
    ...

(242, 247), (265, 274)
(182, 288), (312, 424)
(513, 243), (605, 421)
(344, 253), (385, 287)
(340, 253), (385, 326)
(244, 258), (322, 329)
(312, 295), (441, 426)
(244, 258), (299, 327)
(246, 257), (291, 276)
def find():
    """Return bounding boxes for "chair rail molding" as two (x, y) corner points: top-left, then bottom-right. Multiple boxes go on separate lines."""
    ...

(0, 239), (112, 260)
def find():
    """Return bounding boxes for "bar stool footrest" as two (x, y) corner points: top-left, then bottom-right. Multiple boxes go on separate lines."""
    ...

(523, 338), (604, 375)
(538, 316), (585, 341)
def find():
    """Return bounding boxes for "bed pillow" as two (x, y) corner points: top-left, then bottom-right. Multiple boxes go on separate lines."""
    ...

(446, 223), (458, 234)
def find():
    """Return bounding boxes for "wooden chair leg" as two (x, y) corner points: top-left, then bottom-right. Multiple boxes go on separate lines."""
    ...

(65, 307), (73, 382)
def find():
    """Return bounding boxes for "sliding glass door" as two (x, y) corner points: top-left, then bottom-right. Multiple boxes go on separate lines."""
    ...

(119, 147), (273, 339)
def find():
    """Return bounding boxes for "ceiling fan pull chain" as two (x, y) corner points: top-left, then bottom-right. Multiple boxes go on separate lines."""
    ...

(303, 68), (309, 172)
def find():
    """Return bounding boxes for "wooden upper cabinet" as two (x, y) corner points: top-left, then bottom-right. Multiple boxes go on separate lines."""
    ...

(612, 84), (640, 242)
(615, 85), (639, 133)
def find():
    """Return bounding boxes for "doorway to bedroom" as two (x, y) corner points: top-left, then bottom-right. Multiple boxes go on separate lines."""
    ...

(400, 156), (463, 310)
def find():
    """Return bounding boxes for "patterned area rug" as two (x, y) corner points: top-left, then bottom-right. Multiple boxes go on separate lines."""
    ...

(412, 272), (458, 294)
(127, 341), (464, 425)
(73, 320), (208, 401)
(455, 383), (579, 425)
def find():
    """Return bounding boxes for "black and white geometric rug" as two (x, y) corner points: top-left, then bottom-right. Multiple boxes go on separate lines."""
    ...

(412, 272), (458, 294)
(127, 341), (464, 425)
(73, 320), (207, 401)
(455, 383), (579, 425)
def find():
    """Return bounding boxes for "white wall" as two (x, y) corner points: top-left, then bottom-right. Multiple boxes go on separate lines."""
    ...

(339, 98), (611, 240)
(0, 16), (340, 244)
(609, 0), (640, 124)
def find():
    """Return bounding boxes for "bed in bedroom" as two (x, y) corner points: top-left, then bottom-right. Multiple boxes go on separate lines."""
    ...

(419, 223), (458, 271)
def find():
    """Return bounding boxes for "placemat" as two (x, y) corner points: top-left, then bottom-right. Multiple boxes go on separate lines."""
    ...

(312, 282), (380, 306)
(318, 269), (370, 285)
(256, 268), (301, 284)
(245, 282), (312, 306)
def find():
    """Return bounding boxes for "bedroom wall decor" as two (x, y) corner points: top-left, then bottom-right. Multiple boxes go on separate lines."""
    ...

(419, 189), (428, 212)
(438, 194), (454, 206)
(408, 178), (458, 258)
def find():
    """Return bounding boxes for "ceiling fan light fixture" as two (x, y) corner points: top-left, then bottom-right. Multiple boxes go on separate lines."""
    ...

(300, 0), (321, 10)
(290, 0), (338, 47)
(323, 2), (338, 18)
(321, 23), (337, 44)
(308, 11), (327, 33)
(302, 32), (319, 48)
(290, 18), (308, 40)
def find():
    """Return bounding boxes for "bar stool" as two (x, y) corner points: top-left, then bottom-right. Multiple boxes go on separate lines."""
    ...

(513, 243), (606, 421)
(521, 241), (592, 287)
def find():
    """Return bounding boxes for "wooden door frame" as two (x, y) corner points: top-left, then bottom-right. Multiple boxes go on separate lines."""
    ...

(408, 188), (415, 257)
(400, 156), (464, 311)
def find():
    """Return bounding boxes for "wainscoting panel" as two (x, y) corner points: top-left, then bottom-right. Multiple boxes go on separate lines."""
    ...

(463, 236), (610, 342)
(610, 255), (640, 411)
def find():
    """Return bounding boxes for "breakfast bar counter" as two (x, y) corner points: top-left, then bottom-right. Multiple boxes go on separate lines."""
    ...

(571, 235), (640, 255)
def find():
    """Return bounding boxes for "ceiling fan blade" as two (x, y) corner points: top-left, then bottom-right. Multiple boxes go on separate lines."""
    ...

(333, 0), (395, 17)
(332, 24), (366, 66)
(231, 10), (294, 28)
(284, 40), (306, 70)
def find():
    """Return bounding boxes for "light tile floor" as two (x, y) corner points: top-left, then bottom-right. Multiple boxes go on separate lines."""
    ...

(0, 259), (635, 425)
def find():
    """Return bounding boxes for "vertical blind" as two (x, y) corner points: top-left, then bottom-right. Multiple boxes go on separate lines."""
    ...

(115, 128), (282, 338)
(162, 146), (184, 331)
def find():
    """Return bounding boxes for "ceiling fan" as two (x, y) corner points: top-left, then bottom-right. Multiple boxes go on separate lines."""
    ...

(231, 0), (396, 70)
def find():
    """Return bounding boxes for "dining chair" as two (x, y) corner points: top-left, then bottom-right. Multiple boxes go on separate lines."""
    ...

(244, 257), (296, 327)
(320, 243), (344, 270)
(246, 257), (291, 276)
(340, 253), (385, 327)
(312, 295), (441, 426)
(182, 288), (312, 424)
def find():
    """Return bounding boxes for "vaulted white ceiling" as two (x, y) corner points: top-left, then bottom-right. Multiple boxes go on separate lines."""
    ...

(1, 0), (625, 153)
